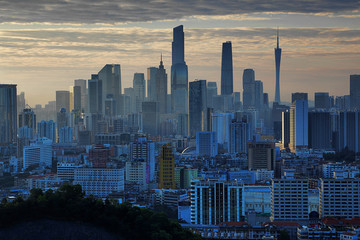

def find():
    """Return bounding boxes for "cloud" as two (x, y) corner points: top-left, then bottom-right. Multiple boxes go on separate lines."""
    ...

(0, 0), (359, 24)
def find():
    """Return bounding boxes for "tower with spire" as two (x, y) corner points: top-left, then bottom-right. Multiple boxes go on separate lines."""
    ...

(156, 53), (168, 114)
(274, 27), (282, 103)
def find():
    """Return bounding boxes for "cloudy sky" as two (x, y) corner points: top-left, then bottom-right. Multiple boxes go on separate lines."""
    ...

(0, 0), (359, 106)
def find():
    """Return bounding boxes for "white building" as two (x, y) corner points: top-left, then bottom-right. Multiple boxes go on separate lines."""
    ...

(125, 161), (147, 189)
(23, 137), (52, 169)
(320, 179), (360, 218)
(255, 169), (274, 182)
(271, 179), (309, 222)
(74, 168), (124, 197)
(57, 162), (81, 182)
(191, 180), (244, 225)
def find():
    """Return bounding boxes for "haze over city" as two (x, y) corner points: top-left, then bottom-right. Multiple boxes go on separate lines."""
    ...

(0, 0), (359, 106)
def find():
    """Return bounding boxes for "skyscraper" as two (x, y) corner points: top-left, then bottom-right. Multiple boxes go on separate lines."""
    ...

(88, 74), (102, 114)
(350, 74), (360, 110)
(156, 55), (168, 114)
(254, 80), (264, 111)
(207, 82), (217, 109)
(98, 64), (121, 115)
(289, 100), (309, 152)
(56, 90), (70, 112)
(133, 73), (146, 113)
(0, 84), (17, 144)
(315, 92), (330, 110)
(274, 28), (282, 103)
(171, 25), (188, 114)
(147, 67), (158, 102)
(142, 101), (159, 136)
(308, 111), (331, 150)
(189, 80), (207, 137)
(243, 69), (255, 110)
(248, 141), (275, 170)
(221, 41), (233, 96)
(159, 144), (176, 189)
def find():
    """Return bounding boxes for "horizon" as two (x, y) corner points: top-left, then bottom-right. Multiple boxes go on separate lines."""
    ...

(0, 1), (359, 106)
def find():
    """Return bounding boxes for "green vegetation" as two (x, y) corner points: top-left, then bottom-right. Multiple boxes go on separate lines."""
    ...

(0, 185), (201, 240)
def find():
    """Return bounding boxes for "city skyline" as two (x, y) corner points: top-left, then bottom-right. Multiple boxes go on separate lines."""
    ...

(0, 1), (359, 106)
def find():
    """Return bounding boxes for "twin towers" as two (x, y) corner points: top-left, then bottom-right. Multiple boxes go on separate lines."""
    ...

(220, 29), (282, 104)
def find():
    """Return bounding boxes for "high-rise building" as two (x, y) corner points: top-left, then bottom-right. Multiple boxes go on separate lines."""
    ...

(243, 69), (255, 110)
(221, 41), (233, 96)
(23, 138), (52, 169)
(130, 138), (155, 183)
(37, 120), (57, 143)
(89, 145), (111, 168)
(336, 111), (360, 153)
(207, 82), (217, 109)
(159, 144), (176, 189)
(55, 90), (70, 113)
(0, 84), (17, 144)
(98, 64), (121, 115)
(282, 110), (290, 148)
(212, 112), (234, 148)
(133, 73), (146, 113)
(142, 101), (159, 136)
(88, 74), (102, 114)
(254, 80), (264, 111)
(191, 180), (245, 225)
(74, 79), (87, 113)
(57, 108), (69, 132)
(171, 25), (188, 114)
(274, 28), (282, 103)
(291, 92), (308, 103)
(189, 80), (207, 137)
(125, 160), (147, 189)
(228, 119), (250, 154)
(156, 55), (168, 114)
(320, 179), (360, 218)
(308, 112), (331, 150)
(350, 74), (360, 110)
(196, 131), (218, 157)
(19, 107), (36, 130)
(17, 92), (25, 120)
(73, 85), (82, 111)
(58, 126), (73, 143)
(289, 100), (309, 152)
(147, 67), (158, 102)
(248, 141), (275, 170)
(315, 92), (330, 110)
(271, 179), (309, 222)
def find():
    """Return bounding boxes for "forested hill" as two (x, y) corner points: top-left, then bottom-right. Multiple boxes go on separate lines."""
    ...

(0, 185), (202, 240)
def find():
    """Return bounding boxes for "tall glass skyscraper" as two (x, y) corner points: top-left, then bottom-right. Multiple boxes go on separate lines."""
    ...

(156, 55), (168, 114)
(189, 80), (207, 137)
(221, 41), (233, 96)
(274, 28), (282, 103)
(171, 25), (188, 114)
(0, 84), (17, 144)
(98, 64), (121, 115)
(242, 69), (255, 110)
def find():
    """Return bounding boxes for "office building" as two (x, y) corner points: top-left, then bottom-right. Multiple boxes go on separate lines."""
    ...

(147, 67), (158, 102)
(274, 29), (282, 103)
(289, 100), (309, 152)
(350, 75), (360, 110)
(19, 107), (36, 132)
(56, 90), (70, 113)
(74, 79), (87, 112)
(189, 80), (207, 137)
(207, 82), (217, 109)
(221, 41), (233, 96)
(37, 120), (57, 143)
(17, 92), (25, 119)
(142, 101), (159, 136)
(308, 112), (331, 150)
(88, 74), (102, 113)
(130, 138), (155, 183)
(320, 179), (360, 218)
(336, 111), (360, 153)
(156, 55), (168, 114)
(291, 92), (308, 103)
(196, 131), (218, 157)
(73, 85), (81, 112)
(125, 160), (147, 188)
(190, 180), (245, 225)
(133, 73), (146, 113)
(212, 112), (233, 148)
(248, 141), (275, 170)
(0, 84), (17, 144)
(282, 110), (290, 148)
(74, 168), (124, 197)
(271, 179), (309, 222)
(171, 25), (188, 114)
(175, 167), (198, 189)
(243, 69), (255, 110)
(315, 92), (330, 110)
(159, 144), (176, 189)
(228, 120), (251, 154)
(255, 80), (264, 111)
(98, 64), (121, 115)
